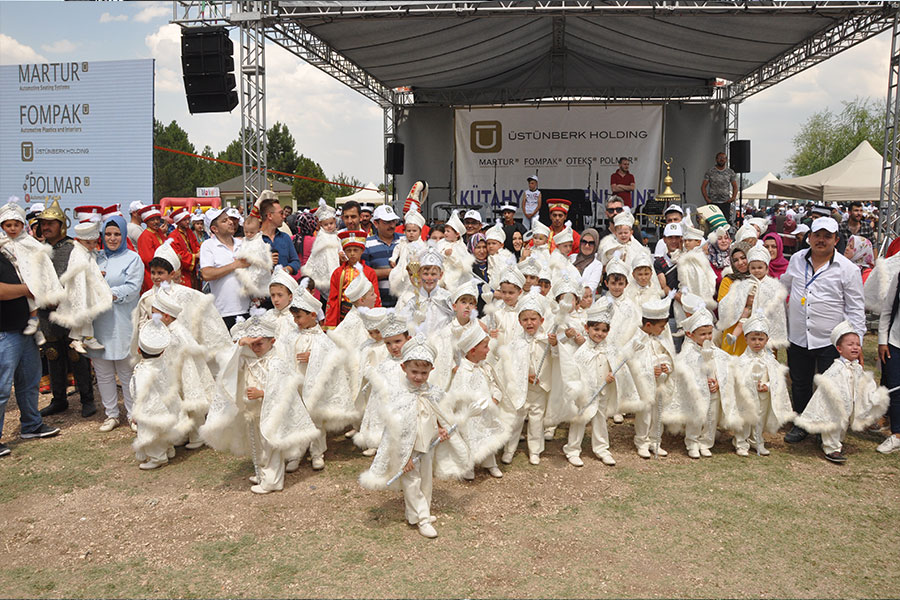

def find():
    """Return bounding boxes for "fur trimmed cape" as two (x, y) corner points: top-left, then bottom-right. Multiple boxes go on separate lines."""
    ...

(294, 326), (359, 432)
(436, 238), (475, 290)
(794, 359), (890, 435)
(49, 242), (113, 330)
(0, 232), (66, 308)
(864, 255), (900, 313)
(301, 230), (340, 295)
(675, 248), (718, 316)
(233, 233), (274, 299)
(130, 356), (192, 457)
(354, 356), (402, 450)
(716, 275), (788, 349)
(733, 348), (796, 433)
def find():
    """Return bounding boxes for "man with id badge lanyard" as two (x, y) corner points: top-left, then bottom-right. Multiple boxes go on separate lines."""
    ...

(780, 217), (866, 444)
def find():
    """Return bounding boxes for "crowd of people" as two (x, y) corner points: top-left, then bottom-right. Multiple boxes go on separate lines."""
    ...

(0, 174), (897, 540)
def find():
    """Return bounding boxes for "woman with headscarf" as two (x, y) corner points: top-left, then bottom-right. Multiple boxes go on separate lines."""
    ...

(708, 228), (732, 286)
(715, 241), (753, 356)
(762, 232), (789, 279)
(294, 211), (319, 267)
(572, 228), (600, 275)
(468, 232), (489, 314)
(89, 215), (144, 432)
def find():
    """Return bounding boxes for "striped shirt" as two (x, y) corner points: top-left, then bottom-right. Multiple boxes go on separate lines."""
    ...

(362, 232), (401, 307)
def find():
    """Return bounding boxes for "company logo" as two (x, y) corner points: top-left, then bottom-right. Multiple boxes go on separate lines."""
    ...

(21, 142), (34, 162)
(470, 121), (502, 153)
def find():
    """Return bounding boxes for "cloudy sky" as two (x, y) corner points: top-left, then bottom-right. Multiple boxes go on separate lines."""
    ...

(0, 0), (891, 188)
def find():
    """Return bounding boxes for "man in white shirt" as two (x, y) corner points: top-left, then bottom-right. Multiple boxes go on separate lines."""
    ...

(781, 217), (866, 443)
(127, 201), (145, 248)
(877, 259), (900, 453)
(199, 208), (251, 330)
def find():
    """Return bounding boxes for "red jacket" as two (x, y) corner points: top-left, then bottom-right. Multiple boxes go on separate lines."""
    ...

(324, 262), (381, 328)
(168, 227), (201, 289)
(137, 228), (167, 292)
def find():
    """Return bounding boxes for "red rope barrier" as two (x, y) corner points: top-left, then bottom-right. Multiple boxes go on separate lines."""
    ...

(153, 145), (379, 191)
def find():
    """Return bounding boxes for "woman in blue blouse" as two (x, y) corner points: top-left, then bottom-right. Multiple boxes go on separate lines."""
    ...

(89, 215), (144, 432)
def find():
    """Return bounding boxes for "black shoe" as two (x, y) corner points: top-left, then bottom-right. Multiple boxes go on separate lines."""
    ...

(824, 450), (847, 464)
(20, 424), (61, 439)
(0, 443), (10, 457)
(81, 402), (97, 418)
(784, 425), (808, 444)
(39, 401), (69, 417)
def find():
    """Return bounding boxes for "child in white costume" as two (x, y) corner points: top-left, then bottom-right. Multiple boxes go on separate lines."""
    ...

(733, 315), (796, 456)
(267, 266), (301, 360)
(288, 288), (356, 471)
(525, 220), (553, 268)
(301, 200), (341, 297)
(626, 295), (678, 458)
(563, 297), (620, 467)
(484, 220), (517, 289)
(50, 217), (113, 354)
(501, 290), (552, 465)
(200, 309), (320, 494)
(543, 275), (586, 431)
(483, 266), (525, 346)
(674, 309), (752, 458)
(717, 245), (788, 349)
(130, 315), (191, 470)
(625, 251), (663, 308)
(0, 200), (64, 342)
(359, 335), (463, 539)
(233, 210), (275, 299)
(435, 210), (473, 290)
(597, 209), (646, 269)
(388, 208), (427, 297)
(395, 245), (454, 336)
(354, 312), (410, 456)
(447, 325), (515, 480)
(131, 241), (232, 374)
(430, 280), (485, 391)
(674, 225), (718, 322)
(151, 287), (217, 450)
(795, 321), (890, 464)
(332, 267), (378, 349)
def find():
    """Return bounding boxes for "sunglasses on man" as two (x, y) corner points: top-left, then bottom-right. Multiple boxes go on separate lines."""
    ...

(606, 207), (624, 214)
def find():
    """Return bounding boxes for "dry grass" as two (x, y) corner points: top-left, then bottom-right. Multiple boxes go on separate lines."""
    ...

(0, 335), (897, 598)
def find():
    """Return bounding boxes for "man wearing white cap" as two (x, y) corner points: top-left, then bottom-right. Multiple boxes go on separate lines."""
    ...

(362, 205), (402, 308)
(199, 208), (251, 330)
(462, 209), (484, 245)
(781, 216), (866, 444)
(653, 204), (684, 257)
(128, 201), (146, 248)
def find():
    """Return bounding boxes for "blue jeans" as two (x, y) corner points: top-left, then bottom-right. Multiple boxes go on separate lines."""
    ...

(0, 331), (44, 441)
(881, 344), (900, 434)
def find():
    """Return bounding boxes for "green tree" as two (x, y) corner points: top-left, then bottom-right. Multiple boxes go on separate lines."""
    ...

(292, 155), (327, 208)
(787, 97), (886, 176)
(266, 122), (299, 183)
(323, 171), (363, 203)
(153, 119), (203, 201)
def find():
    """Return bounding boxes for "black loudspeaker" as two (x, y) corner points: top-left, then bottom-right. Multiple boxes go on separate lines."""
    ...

(181, 26), (238, 114)
(729, 140), (751, 173)
(385, 142), (404, 175)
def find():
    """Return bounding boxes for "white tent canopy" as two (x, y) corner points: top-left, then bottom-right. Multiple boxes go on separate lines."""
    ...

(335, 183), (387, 206)
(767, 141), (887, 203)
(742, 172), (783, 201)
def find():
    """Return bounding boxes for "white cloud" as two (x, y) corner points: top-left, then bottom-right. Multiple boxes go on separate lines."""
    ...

(145, 24), (183, 93)
(0, 34), (47, 65)
(99, 12), (128, 23)
(41, 39), (79, 53)
(133, 3), (169, 24)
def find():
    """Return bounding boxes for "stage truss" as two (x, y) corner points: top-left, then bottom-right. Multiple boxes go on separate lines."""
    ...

(171, 1), (900, 239)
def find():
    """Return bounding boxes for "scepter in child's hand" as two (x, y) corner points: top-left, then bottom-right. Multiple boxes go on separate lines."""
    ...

(577, 337), (645, 417)
(385, 424), (458, 487)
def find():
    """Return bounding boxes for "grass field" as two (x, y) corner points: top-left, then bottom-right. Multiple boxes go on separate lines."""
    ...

(0, 335), (897, 599)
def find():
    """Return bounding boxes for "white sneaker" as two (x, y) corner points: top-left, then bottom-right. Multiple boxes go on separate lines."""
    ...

(736, 447), (749, 457)
(285, 459), (300, 473)
(311, 456), (325, 470)
(637, 446), (651, 459)
(83, 337), (104, 351)
(529, 454), (540, 465)
(249, 475), (260, 484)
(23, 318), (38, 335)
(185, 441), (204, 450)
(130, 421), (138, 432)
(167, 446), (176, 459)
(250, 484), (273, 494)
(362, 448), (377, 457)
(653, 446), (668, 457)
(597, 452), (616, 466)
(500, 451), (514, 464)
(612, 414), (624, 424)
(34, 330), (46, 346)
(418, 522), (438, 538)
(756, 444), (770, 456)
(567, 455), (584, 467)
(699, 447), (712, 457)
(344, 428), (358, 439)
(543, 428), (555, 441)
(463, 469), (475, 481)
(487, 466), (503, 478)
(876, 435), (900, 454)
(139, 458), (167, 470)
(688, 448), (700, 459)
(99, 417), (119, 432)
(69, 339), (86, 354)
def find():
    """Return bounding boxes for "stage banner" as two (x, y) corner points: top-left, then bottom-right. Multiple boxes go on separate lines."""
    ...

(455, 104), (662, 213)
(0, 59), (154, 214)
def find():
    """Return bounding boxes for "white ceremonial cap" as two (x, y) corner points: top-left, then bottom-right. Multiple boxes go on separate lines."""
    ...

(418, 245), (444, 269)
(518, 256), (542, 277)
(485, 220), (506, 244)
(290, 285), (323, 314)
(531, 220), (551, 238)
(242, 307), (278, 338)
(734, 223), (758, 244)
(553, 226), (574, 246)
(138, 314), (171, 355)
(682, 307), (714, 333)
(683, 225), (704, 242)
(517, 289), (545, 317)
(269, 266), (299, 295)
(314, 199), (336, 222)
(743, 314), (770, 336)
(585, 296), (613, 324)
(605, 257), (629, 278)
(73, 216), (101, 240)
(446, 210), (465, 236)
(641, 295), (672, 320)
(0, 201), (26, 225)
(679, 292), (705, 315)
(451, 279), (479, 303)
(830, 320), (857, 348)
(631, 251), (653, 271)
(663, 222), (684, 238)
(344, 269), (373, 303)
(457, 323), (489, 355)
(404, 208), (426, 229)
(613, 210), (635, 229)
(499, 266), (525, 289)
(377, 310), (409, 338)
(153, 239), (181, 272)
(401, 333), (437, 364)
(551, 273), (581, 299)
(358, 306), (388, 331)
(748, 217), (769, 232)
(151, 286), (183, 318)
(747, 245), (771, 266)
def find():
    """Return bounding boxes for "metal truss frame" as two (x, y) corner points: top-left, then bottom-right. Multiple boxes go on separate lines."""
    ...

(235, 1), (269, 211)
(879, 8), (900, 248)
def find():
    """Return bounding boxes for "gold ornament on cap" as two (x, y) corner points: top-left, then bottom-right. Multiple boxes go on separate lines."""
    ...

(655, 158), (681, 208)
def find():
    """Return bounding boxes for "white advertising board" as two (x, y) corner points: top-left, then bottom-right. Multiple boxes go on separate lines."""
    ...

(455, 104), (663, 213)
(0, 59), (154, 215)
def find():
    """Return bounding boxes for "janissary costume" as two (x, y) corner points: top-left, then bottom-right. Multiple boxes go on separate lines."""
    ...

(136, 205), (167, 292)
(325, 229), (380, 328)
(166, 207), (201, 289)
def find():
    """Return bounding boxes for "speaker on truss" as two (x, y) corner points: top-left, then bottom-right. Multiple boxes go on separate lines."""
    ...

(181, 26), (238, 114)
(385, 142), (405, 175)
(729, 140), (751, 173)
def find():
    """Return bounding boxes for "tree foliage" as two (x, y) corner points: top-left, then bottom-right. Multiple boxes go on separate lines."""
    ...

(153, 119), (203, 201)
(266, 122), (300, 183)
(323, 171), (363, 203)
(292, 155), (327, 208)
(787, 97), (886, 176)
